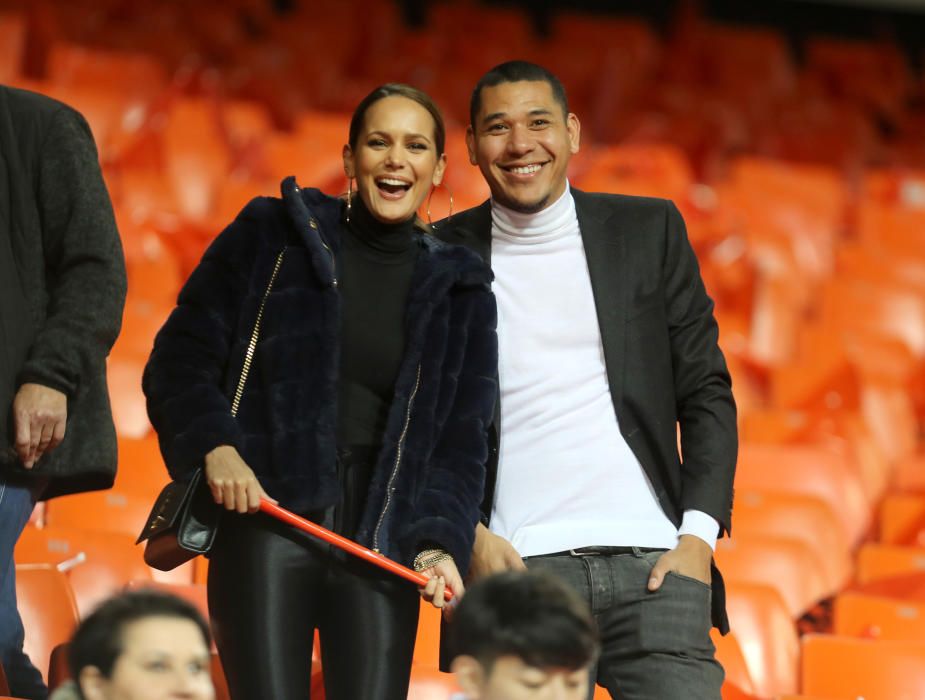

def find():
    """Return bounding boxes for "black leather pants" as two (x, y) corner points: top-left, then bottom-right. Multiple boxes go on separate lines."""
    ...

(207, 447), (420, 700)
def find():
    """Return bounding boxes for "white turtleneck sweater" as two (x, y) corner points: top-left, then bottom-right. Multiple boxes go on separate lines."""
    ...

(489, 185), (718, 557)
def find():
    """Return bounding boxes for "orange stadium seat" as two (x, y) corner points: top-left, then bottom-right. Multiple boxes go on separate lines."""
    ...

(107, 354), (151, 440)
(0, 12), (26, 83)
(856, 543), (925, 585)
(731, 490), (852, 591)
(893, 453), (925, 494)
(724, 582), (799, 697)
(712, 630), (754, 695)
(113, 435), (171, 496)
(734, 443), (871, 545)
(801, 634), (925, 700)
(164, 97), (233, 221)
(44, 489), (154, 541)
(15, 526), (154, 616)
(715, 536), (829, 617)
(46, 42), (168, 98)
(879, 493), (925, 546)
(834, 591), (925, 641)
(15, 564), (79, 683)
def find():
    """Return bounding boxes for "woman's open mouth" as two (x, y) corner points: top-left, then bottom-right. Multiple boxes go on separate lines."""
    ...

(376, 177), (412, 199)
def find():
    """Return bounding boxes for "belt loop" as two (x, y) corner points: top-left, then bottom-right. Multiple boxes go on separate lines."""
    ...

(631, 546), (643, 558)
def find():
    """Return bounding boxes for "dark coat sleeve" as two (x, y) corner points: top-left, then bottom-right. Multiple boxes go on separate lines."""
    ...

(663, 202), (737, 535)
(17, 107), (126, 396)
(398, 284), (498, 575)
(142, 200), (267, 481)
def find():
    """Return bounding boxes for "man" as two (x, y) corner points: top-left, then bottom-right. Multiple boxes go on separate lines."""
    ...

(1, 84), (127, 699)
(449, 570), (599, 700)
(438, 61), (737, 699)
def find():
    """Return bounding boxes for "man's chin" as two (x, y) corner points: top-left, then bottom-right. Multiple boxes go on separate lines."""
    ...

(496, 192), (550, 215)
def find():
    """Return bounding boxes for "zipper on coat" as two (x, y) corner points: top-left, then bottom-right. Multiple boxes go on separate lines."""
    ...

(372, 363), (422, 553)
(309, 217), (338, 287)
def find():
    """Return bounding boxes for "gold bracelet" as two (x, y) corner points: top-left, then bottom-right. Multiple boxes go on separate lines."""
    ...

(413, 548), (453, 572)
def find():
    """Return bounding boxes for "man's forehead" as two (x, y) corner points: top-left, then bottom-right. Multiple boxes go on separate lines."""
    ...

(477, 81), (558, 119)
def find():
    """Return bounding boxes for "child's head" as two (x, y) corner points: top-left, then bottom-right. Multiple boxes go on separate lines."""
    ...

(449, 571), (598, 700)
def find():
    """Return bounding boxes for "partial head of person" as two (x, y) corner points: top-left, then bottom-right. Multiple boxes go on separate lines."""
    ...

(449, 571), (598, 700)
(343, 83), (448, 226)
(467, 61), (580, 215)
(67, 589), (214, 700)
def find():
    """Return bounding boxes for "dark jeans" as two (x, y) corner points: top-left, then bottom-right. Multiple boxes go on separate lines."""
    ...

(525, 548), (723, 700)
(0, 478), (47, 700)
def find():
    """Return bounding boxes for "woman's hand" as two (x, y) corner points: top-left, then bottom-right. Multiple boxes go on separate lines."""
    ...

(418, 556), (465, 616)
(204, 445), (275, 514)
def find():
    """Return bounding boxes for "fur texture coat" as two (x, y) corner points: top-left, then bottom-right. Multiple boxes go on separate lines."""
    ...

(143, 178), (497, 572)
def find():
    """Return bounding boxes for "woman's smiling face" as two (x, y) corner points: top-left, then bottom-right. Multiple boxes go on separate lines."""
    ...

(344, 95), (447, 225)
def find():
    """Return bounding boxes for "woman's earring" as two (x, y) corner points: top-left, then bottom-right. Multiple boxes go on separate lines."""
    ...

(346, 178), (353, 223)
(426, 183), (454, 227)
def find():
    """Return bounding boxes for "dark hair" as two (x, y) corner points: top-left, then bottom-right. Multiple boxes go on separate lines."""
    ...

(470, 61), (569, 127)
(348, 83), (446, 156)
(448, 571), (598, 671)
(69, 590), (211, 683)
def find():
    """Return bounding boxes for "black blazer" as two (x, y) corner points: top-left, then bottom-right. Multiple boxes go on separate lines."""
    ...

(437, 188), (737, 632)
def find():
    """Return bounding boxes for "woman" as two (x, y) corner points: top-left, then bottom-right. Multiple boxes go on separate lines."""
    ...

(50, 589), (214, 700)
(142, 84), (497, 700)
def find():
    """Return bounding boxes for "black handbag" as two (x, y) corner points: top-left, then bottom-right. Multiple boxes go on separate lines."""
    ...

(136, 249), (286, 570)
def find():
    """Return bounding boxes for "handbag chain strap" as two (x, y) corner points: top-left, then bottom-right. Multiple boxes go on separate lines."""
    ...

(230, 249), (286, 417)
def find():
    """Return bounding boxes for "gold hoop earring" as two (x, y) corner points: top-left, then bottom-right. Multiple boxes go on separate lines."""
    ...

(426, 183), (454, 227)
(345, 178), (353, 223)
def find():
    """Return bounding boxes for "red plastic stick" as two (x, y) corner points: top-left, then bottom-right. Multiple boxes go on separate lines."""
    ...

(259, 499), (453, 601)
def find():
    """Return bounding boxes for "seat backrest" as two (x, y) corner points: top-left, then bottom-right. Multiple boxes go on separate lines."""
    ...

(734, 443), (871, 545)
(732, 490), (852, 590)
(712, 629), (754, 694)
(15, 564), (80, 682)
(715, 535), (829, 617)
(856, 543), (925, 585)
(724, 582), (799, 697)
(879, 494), (925, 546)
(801, 634), (925, 700)
(15, 526), (153, 616)
(834, 591), (925, 641)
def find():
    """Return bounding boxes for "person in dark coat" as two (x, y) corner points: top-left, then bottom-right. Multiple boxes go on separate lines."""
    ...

(0, 84), (127, 700)
(142, 83), (498, 700)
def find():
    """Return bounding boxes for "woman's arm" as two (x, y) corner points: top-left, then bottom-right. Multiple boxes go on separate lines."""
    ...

(399, 284), (499, 577)
(142, 199), (270, 482)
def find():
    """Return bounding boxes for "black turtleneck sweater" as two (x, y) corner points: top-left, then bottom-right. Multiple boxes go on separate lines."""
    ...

(337, 199), (419, 447)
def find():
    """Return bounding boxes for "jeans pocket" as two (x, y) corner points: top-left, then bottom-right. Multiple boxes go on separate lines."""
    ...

(638, 572), (713, 655)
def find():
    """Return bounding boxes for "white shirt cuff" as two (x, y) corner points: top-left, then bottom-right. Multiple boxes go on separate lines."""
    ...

(678, 510), (720, 551)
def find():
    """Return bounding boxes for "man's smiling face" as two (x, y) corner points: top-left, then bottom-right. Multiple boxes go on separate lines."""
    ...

(466, 80), (580, 214)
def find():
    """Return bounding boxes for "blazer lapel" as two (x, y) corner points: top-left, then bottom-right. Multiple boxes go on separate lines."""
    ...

(573, 189), (627, 413)
(437, 200), (492, 264)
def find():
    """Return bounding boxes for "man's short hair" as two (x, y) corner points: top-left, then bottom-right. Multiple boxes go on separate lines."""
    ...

(469, 61), (570, 127)
(449, 570), (598, 671)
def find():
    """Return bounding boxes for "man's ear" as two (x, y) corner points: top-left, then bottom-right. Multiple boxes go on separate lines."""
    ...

(451, 655), (486, 699)
(566, 112), (581, 155)
(78, 666), (108, 700)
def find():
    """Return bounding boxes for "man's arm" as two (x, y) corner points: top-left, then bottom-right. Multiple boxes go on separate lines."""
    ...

(14, 106), (126, 467)
(650, 202), (737, 588)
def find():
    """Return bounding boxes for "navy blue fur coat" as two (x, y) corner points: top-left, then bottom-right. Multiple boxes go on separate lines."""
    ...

(142, 178), (498, 574)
